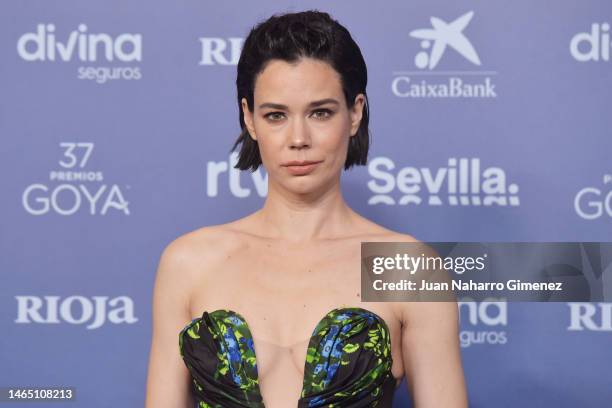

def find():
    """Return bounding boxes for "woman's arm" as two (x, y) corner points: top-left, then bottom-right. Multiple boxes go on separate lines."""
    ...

(399, 300), (468, 408)
(145, 240), (196, 408)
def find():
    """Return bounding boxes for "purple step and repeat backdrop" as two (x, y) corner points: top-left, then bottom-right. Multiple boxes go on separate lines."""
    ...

(1, 1), (611, 407)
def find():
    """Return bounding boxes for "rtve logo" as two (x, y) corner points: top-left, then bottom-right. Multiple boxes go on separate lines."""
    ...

(17, 24), (142, 62)
(206, 152), (267, 197)
(199, 37), (243, 65)
(570, 23), (611, 62)
(567, 303), (612, 331)
(15, 295), (138, 330)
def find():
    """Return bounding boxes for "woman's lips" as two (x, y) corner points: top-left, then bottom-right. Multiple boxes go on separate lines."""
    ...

(283, 161), (322, 176)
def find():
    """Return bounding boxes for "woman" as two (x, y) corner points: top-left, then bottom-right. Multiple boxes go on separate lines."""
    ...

(145, 10), (467, 408)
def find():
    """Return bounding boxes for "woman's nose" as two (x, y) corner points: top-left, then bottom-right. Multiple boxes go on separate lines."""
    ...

(288, 117), (311, 149)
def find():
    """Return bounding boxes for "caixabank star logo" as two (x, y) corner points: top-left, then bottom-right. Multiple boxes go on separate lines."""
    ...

(392, 11), (498, 99)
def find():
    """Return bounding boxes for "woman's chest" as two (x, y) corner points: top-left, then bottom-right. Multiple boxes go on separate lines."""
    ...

(185, 240), (405, 397)
(190, 240), (363, 315)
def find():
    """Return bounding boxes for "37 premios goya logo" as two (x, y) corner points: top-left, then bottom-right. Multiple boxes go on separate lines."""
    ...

(574, 174), (612, 220)
(392, 11), (497, 99)
(17, 23), (142, 83)
(22, 142), (130, 216)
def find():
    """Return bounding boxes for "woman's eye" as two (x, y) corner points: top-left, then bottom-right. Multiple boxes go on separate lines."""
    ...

(264, 109), (333, 121)
(312, 109), (333, 120)
(265, 112), (285, 121)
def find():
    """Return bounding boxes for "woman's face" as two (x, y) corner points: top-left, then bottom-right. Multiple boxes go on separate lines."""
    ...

(241, 57), (365, 195)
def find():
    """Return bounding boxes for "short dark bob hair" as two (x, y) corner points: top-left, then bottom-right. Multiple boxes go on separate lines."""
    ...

(231, 9), (370, 172)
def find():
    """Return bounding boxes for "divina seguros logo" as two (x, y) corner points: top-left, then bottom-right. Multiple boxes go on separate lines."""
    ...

(22, 142), (130, 216)
(17, 23), (142, 83)
(392, 11), (497, 99)
(570, 23), (611, 62)
(458, 299), (508, 348)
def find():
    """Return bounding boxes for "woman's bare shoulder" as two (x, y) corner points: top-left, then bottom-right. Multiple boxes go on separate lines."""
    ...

(165, 223), (235, 249)
(158, 222), (248, 280)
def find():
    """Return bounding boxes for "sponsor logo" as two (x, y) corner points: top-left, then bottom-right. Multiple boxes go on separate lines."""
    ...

(206, 152), (267, 197)
(17, 23), (143, 83)
(567, 302), (612, 331)
(15, 295), (138, 330)
(367, 157), (520, 206)
(458, 298), (508, 347)
(392, 11), (497, 99)
(570, 23), (611, 62)
(410, 10), (481, 70)
(574, 174), (612, 220)
(198, 37), (243, 65)
(22, 142), (130, 216)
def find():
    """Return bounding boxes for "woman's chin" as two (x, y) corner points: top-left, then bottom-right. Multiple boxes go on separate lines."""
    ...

(283, 178), (326, 195)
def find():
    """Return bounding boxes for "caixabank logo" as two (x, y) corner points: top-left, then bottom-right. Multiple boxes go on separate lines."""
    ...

(17, 23), (143, 83)
(392, 11), (497, 99)
(458, 299), (508, 347)
(367, 157), (520, 207)
(22, 142), (130, 216)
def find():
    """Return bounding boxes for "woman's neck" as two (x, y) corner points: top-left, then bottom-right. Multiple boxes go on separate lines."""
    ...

(254, 181), (357, 243)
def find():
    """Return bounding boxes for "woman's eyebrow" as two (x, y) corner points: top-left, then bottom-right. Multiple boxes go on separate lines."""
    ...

(258, 98), (340, 110)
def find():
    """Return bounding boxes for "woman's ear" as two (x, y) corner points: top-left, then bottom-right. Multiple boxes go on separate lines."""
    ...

(349, 94), (365, 137)
(241, 97), (257, 141)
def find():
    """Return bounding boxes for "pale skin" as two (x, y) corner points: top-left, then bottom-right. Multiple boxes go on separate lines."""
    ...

(145, 57), (468, 407)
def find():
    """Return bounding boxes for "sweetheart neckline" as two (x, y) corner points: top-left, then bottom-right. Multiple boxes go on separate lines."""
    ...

(180, 305), (397, 404)
(187, 305), (391, 342)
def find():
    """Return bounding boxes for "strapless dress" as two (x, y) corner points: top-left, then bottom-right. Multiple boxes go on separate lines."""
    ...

(179, 306), (396, 407)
